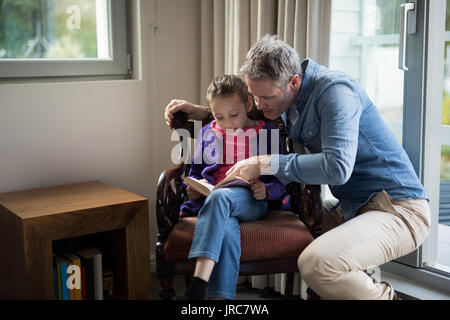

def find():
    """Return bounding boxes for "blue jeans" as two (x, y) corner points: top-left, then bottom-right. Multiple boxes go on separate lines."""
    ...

(188, 187), (268, 300)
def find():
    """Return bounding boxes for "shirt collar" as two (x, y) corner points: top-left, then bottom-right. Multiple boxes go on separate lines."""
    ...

(295, 59), (319, 111)
(280, 59), (318, 127)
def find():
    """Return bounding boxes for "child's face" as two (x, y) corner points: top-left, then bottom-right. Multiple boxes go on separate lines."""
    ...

(210, 93), (252, 130)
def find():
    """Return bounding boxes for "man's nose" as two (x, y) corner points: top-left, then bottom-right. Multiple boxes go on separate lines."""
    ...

(255, 99), (263, 110)
(258, 100), (267, 110)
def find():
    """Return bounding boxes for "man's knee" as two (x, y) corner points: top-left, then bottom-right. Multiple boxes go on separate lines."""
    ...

(298, 242), (342, 284)
(298, 246), (318, 282)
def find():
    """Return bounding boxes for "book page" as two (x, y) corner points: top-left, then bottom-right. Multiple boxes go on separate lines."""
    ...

(184, 177), (214, 196)
(213, 175), (251, 190)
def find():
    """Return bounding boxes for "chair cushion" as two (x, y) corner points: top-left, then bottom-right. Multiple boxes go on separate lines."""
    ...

(164, 210), (314, 262)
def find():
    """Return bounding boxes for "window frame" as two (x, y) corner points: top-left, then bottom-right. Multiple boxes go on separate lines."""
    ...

(0, 0), (130, 80)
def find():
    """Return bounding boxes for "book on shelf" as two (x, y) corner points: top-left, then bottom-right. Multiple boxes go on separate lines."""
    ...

(184, 175), (252, 197)
(54, 256), (70, 300)
(64, 252), (82, 300)
(81, 265), (87, 300)
(53, 247), (104, 300)
(52, 255), (60, 300)
(75, 247), (103, 300)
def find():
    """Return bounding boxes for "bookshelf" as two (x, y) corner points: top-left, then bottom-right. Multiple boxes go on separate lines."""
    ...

(0, 181), (152, 300)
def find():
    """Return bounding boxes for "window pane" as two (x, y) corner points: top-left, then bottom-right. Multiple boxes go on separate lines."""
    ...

(444, 0), (450, 126)
(438, 1), (450, 273)
(329, 0), (404, 143)
(442, 145), (450, 181)
(442, 1), (450, 182)
(0, 0), (110, 60)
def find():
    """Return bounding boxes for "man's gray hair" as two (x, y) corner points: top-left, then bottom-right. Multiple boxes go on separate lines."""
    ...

(239, 34), (302, 87)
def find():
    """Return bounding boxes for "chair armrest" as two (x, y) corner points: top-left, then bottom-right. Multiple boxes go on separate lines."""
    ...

(287, 183), (323, 238)
(280, 127), (323, 238)
(172, 111), (215, 138)
(156, 162), (188, 239)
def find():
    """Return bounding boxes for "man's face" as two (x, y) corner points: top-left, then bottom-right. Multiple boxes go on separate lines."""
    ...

(246, 75), (298, 120)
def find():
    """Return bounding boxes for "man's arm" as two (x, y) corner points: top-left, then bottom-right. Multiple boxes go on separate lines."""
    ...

(272, 83), (362, 186)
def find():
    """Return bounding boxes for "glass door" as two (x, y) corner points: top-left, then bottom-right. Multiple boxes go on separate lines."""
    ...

(424, 0), (450, 274)
(329, 0), (447, 268)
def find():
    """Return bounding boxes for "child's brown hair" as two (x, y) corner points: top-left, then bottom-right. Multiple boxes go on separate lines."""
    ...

(206, 75), (250, 106)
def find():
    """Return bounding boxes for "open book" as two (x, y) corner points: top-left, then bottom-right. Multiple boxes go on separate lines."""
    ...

(184, 175), (252, 197)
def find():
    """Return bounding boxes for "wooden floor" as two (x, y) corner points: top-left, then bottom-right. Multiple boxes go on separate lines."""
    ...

(151, 274), (286, 300)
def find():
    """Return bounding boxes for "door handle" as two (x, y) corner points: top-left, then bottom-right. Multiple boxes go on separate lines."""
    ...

(399, 1), (416, 71)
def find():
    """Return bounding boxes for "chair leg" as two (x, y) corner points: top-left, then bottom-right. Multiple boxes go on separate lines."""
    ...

(307, 287), (320, 300)
(185, 275), (192, 288)
(158, 275), (176, 300)
(285, 273), (295, 300)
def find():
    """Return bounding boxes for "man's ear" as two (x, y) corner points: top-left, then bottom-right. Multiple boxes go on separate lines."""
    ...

(246, 95), (254, 112)
(289, 74), (301, 90)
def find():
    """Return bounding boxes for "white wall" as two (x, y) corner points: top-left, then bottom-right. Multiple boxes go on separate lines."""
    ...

(0, 0), (201, 261)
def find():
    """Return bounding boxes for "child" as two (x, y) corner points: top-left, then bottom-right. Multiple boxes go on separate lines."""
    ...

(179, 75), (288, 300)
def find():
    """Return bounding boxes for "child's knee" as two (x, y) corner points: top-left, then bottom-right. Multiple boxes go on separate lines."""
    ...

(207, 189), (234, 204)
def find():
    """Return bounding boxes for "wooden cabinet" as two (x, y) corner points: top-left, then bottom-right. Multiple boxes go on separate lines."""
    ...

(0, 181), (151, 300)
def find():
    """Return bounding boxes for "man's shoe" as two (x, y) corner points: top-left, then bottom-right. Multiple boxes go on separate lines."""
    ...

(393, 292), (402, 300)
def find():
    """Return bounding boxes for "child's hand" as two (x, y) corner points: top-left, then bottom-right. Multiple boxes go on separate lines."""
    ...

(186, 179), (208, 201)
(187, 187), (202, 200)
(250, 180), (266, 200)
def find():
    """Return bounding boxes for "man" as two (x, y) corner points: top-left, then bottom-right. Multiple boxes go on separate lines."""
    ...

(165, 35), (430, 300)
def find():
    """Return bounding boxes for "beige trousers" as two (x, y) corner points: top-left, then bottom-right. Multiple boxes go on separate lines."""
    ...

(298, 190), (430, 300)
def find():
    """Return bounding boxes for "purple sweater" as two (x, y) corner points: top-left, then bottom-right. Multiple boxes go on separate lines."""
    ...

(180, 121), (290, 217)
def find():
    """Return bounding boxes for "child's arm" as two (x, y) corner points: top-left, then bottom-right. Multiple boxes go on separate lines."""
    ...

(260, 178), (286, 200)
(250, 177), (286, 201)
(185, 125), (212, 200)
(187, 125), (210, 180)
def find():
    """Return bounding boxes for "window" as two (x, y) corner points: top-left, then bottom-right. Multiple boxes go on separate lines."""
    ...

(436, 0), (450, 272)
(0, 0), (130, 79)
(441, 0), (450, 184)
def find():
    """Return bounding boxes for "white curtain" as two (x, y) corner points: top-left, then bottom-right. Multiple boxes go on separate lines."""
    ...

(199, 0), (331, 102)
(199, 0), (332, 297)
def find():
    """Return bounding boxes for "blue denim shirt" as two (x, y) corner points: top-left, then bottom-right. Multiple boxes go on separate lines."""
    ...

(271, 59), (427, 221)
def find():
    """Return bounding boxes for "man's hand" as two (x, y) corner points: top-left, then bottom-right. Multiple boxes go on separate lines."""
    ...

(226, 155), (272, 181)
(250, 180), (267, 200)
(165, 99), (210, 129)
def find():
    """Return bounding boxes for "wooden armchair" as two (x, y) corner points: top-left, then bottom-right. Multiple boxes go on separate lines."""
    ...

(155, 110), (323, 300)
